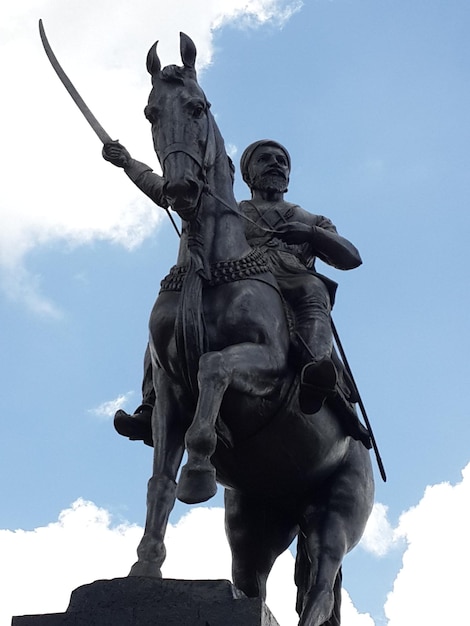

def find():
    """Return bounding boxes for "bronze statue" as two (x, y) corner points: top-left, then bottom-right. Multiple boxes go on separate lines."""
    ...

(112, 34), (374, 626)
(41, 22), (376, 626)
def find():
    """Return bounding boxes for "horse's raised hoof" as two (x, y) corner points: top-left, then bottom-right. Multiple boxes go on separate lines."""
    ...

(176, 464), (217, 504)
(128, 560), (162, 578)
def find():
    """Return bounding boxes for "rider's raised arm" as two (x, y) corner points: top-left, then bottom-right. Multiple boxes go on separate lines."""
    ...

(125, 161), (169, 209)
(102, 141), (169, 209)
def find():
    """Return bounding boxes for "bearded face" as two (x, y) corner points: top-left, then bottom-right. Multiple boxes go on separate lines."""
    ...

(250, 171), (289, 194)
(246, 146), (290, 194)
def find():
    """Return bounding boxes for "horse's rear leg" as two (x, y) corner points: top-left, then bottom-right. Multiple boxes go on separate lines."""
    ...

(297, 511), (345, 626)
(298, 443), (374, 626)
(177, 343), (286, 504)
(129, 366), (189, 577)
(225, 489), (298, 600)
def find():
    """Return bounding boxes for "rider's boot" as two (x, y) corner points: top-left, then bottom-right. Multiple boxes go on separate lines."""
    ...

(114, 403), (154, 447)
(299, 357), (338, 415)
(300, 358), (371, 449)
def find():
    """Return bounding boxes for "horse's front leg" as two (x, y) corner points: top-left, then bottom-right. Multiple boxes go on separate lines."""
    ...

(129, 365), (190, 577)
(176, 341), (287, 504)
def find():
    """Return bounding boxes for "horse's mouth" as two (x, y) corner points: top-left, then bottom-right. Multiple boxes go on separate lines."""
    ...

(164, 180), (203, 220)
(168, 194), (202, 221)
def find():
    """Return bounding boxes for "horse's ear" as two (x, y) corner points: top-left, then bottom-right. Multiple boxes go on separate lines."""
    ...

(147, 41), (161, 77)
(180, 32), (197, 70)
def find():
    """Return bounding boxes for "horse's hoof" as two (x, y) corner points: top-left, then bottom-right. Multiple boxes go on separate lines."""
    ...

(176, 464), (217, 504)
(299, 587), (334, 626)
(128, 560), (162, 578)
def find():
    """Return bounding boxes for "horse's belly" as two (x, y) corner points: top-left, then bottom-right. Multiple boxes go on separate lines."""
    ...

(213, 405), (349, 499)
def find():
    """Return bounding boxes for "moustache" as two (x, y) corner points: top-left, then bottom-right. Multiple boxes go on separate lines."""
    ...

(261, 167), (287, 179)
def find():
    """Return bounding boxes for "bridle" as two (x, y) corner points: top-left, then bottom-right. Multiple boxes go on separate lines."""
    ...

(158, 99), (213, 213)
(158, 103), (278, 238)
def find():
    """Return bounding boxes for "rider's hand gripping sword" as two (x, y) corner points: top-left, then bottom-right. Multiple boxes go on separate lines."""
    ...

(39, 19), (181, 237)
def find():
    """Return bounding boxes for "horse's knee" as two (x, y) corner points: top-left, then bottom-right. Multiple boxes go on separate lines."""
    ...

(198, 351), (230, 386)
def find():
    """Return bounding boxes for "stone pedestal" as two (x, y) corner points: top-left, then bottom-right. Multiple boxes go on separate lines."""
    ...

(11, 577), (281, 626)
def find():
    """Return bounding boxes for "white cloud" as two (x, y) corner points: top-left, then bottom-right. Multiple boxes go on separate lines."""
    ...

(342, 590), (376, 626)
(0, 264), (63, 318)
(2, 498), (374, 626)
(89, 391), (134, 419)
(0, 0), (302, 313)
(226, 142), (239, 160)
(0, 499), (142, 624)
(210, 0), (303, 30)
(360, 502), (398, 557)
(384, 462), (470, 625)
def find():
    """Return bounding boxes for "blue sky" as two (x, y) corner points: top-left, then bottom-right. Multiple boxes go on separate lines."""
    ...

(1, 1), (470, 625)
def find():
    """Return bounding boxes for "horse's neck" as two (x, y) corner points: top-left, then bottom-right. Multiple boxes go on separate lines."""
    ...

(179, 153), (250, 267)
(208, 161), (250, 263)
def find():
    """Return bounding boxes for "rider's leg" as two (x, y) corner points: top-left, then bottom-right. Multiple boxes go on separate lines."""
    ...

(225, 489), (298, 600)
(141, 343), (157, 407)
(278, 275), (370, 440)
(279, 275), (337, 413)
(114, 344), (155, 445)
(294, 275), (333, 364)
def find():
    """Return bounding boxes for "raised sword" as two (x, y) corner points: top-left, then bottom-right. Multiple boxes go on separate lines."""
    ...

(38, 20), (182, 237)
(38, 19), (113, 144)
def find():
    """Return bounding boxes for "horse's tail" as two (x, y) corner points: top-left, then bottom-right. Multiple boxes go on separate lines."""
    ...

(295, 532), (342, 626)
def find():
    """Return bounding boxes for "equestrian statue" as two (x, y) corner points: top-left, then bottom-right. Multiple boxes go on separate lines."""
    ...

(40, 22), (378, 626)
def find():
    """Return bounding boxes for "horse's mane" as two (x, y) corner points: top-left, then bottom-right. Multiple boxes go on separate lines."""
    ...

(159, 64), (187, 85)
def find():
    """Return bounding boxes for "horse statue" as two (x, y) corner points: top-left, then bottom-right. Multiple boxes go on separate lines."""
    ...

(128, 33), (374, 626)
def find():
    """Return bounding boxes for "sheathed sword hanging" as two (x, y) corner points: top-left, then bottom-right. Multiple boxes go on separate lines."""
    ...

(39, 19), (113, 144)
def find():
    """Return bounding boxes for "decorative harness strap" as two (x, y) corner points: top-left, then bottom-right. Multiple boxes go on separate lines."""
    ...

(160, 247), (275, 292)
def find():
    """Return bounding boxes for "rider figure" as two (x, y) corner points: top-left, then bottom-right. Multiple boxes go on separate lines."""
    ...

(103, 140), (370, 446)
(238, 140), (362, 414)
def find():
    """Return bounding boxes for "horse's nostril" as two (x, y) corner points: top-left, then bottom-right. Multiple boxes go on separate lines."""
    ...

(164, 177), (201, 203)
(187, 179), (200, 196)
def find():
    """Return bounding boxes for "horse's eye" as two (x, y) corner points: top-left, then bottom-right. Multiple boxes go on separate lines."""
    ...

(192, 104), (205, 119)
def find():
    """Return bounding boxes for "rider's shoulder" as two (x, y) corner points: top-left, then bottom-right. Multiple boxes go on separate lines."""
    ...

(291, 204), (336, 229)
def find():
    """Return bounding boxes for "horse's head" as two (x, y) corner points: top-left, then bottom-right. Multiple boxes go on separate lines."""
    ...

(144, 33), (216, 222)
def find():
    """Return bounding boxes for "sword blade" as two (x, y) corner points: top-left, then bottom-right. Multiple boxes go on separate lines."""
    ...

(39, 19), (113, 144)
